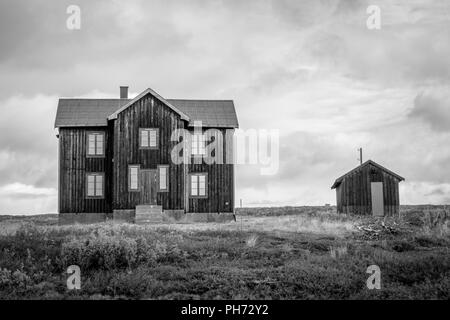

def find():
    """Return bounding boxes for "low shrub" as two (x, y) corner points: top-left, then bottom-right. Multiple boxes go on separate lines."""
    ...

(60, 226), (186, 271)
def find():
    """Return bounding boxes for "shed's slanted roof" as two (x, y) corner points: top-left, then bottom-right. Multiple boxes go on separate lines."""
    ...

(331, 160), (405, 189)
(55, 91), (239, 128)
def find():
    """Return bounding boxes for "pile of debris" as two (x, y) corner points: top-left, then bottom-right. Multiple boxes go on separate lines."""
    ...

(355, 220), (405, 240)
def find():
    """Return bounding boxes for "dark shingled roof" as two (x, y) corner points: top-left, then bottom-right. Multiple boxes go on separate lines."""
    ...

(167, 99), (238, 128)
(55, 96), (239, 128)
(331, 160), (405, 189)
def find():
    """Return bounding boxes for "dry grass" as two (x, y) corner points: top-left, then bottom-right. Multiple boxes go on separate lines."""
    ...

(245, 234), (259, 248)
(329, 244), (348, 259)
(156, 214), (356, 238)
(0, 206), (449, 300)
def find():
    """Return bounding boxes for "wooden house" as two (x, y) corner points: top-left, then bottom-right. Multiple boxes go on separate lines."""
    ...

(54, 86), (238, 224)
(331, 160), (404, 216)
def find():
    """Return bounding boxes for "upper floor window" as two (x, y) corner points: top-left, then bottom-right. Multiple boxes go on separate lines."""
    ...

(191, 133), (206, 156)
(140, 128), (159, 149)
(190, 173), (207, 198)
(87, 132), (105, 157)
(86, 173), (104, 198)
(158, 165), (169, 192)
(128, 165), (140, 191)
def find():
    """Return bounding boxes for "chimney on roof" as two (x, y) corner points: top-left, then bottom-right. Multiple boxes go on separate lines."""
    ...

(120, 86), (128, 99)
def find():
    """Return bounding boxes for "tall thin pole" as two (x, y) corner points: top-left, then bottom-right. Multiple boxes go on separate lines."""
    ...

(358, 148), (363, 165)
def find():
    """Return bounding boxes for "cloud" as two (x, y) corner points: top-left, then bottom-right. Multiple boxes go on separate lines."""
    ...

(408, 88), (450, 131)
(0, 95), (58, 192)
(0, 0), (450, 212)
(0, 183), (56, 198)
(0, 183), (56, 214)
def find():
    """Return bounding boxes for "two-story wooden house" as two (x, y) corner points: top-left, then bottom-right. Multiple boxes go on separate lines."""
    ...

(54, 86), (238, 224)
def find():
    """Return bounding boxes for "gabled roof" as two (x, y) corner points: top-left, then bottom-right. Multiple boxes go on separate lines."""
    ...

(331, 160), (405, 189)
(107, 88), (190, 121)
(167, 99), (239, 128)
(55, 99), (129, 127)
(54, 88), (239, 128)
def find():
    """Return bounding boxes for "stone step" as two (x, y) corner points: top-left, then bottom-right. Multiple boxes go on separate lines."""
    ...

(135, 205), (163, 224)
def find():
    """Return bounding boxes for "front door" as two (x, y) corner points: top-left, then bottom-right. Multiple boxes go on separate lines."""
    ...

(140, 169), (157, 205)
(371, 182), (384, 216)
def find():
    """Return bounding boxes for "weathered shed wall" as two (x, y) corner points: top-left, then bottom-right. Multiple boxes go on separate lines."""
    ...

(336, 163), (400, 215)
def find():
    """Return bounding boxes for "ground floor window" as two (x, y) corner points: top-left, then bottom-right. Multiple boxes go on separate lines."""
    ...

(189, 173), (208, 198)
(86, 173), (104, 198)
(128, 165), (140, 191)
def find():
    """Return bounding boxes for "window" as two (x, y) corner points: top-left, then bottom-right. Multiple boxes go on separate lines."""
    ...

(128, 165), (140, 191)
(158, 165), (169, 192)
(191, 133), (206, 156)
(86, 173), (104, 198)
(190, 173), (207, 198)
(140, 128), (159, 149)
(87, 132), (105, 157)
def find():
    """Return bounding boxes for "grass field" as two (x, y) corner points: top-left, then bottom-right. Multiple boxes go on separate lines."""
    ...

(0, 206), (449, 299)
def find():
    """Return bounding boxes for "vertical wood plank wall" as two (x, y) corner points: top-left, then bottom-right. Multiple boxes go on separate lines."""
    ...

(58, 126), (113, 213)
(59, 93), (236, 215)
(336, 163), (400, 215)
(113, 93), (186, 210)
(187, 128), (234, 213)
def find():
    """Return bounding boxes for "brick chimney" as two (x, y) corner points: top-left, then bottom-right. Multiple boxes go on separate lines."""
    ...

(120, 86), (128, 99)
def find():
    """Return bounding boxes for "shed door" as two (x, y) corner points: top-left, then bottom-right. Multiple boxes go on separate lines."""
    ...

(371, 182), (384, 216)
(140, 169), (157, 205)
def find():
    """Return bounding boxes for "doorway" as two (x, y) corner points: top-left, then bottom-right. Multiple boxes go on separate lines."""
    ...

(140, 169), (157, 205)
(371, 182), (384, 216)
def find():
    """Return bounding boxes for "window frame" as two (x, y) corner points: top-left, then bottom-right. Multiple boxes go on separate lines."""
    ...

(86, 131), (105, 158)
(157, 165), (169, 192)
(85, 172), (105, 199)
(139, 128), (159, 150)
(189, 172), (208, 198)
(191, 133), (206, 157)
(128, 165), (141, 192)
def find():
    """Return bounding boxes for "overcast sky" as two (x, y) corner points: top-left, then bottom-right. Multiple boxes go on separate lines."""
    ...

(0, 0), (449, 214)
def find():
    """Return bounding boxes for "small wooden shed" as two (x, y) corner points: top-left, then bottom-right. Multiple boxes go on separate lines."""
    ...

(331, 160), (405, 216)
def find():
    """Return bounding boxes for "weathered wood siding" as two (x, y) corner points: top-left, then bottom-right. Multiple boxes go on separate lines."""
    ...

(113, 93), (185, 210)
(336, 163), (400, 215)
(59, 93), (236, 216)
(58, 126), (113, 214)
(187, 128), (234, 213)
